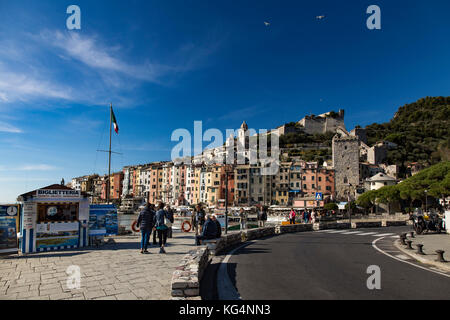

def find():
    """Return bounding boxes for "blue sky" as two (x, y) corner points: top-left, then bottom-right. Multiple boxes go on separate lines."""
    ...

(1, 0), (450, 202)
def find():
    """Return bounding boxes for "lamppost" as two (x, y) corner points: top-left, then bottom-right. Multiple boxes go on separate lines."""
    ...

(224, 168), (229, 234)
(347, 183), (353, 225)
(425, 189), (428, 214)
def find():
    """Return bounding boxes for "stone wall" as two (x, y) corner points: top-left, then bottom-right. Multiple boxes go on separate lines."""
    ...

(171, 247), (210, 298)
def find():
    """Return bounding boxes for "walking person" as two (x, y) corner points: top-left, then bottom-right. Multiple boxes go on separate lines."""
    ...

(166, 205), (175, 238)
(136, 203), (155, 254)
(153, 202), (171, 254)
(303, 210), (309, 224)
(195, 214), (218, 245)
(239, 208), (247, 230)
(311, 210), (317, 223)
(258, 206), (267, 227)
(289, 208), (296, 225)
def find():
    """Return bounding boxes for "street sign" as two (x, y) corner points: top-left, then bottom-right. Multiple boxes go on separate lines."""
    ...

(315, 192), (323, 201)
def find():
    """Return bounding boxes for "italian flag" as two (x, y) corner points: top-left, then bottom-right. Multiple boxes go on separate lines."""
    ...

(111, 107), (119, 134)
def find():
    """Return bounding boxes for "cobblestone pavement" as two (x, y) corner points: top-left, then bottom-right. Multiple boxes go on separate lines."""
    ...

(0, 232), (196, 300)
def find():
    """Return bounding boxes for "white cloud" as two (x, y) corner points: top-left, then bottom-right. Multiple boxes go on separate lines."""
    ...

(0, 121), (22, 133)
(39, 30), (188, 84)
(0, 164), (58, 171)
(17, 164), (58, 171)
(0, 29), (221, 107)
(0, 64), (73, 103)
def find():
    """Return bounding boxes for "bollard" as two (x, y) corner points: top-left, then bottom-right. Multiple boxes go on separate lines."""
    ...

(410, 231), (415, 238)
(406, 240), (413, 249)
(435, 250), (446, 262)
(416, 244), (425, 255)
(400, 233), (407, 245)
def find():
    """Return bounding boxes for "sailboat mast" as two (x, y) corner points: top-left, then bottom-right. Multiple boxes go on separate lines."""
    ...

(107, 103), (112, 204)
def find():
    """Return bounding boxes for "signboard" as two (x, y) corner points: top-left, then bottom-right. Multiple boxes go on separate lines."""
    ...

(79, 200), (90, 221)
(214, 214), (226, 229)
(0, 205), (18, 217)
(35, 222), (79, 250)
(0, 217), (18, 253)
(23, 203), (37, 230)
(89, 205), (118, 236)
(315, 192), (323, 201)
(36, 222), (79, 233)
(36, 189), (81, 199)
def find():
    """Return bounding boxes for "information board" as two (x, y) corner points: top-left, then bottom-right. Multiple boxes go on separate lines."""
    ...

(89, 204), (118, 236)
(0, 217), (18, 253)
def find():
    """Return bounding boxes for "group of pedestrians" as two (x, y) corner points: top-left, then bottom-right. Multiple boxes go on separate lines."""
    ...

(288, 208), (318, 224)
(136, 202), (174, 254)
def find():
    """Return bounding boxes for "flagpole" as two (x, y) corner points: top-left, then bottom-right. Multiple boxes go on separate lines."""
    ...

(107, 103), (112, 204)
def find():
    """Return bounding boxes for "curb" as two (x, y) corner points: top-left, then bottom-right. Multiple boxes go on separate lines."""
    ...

(394, 239), (450, 273)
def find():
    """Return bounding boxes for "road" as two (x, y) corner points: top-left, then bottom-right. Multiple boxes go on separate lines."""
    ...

(215, 226), (450, 300)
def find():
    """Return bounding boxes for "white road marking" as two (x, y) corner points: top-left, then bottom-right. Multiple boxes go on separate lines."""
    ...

(341, 231), (363, 235)
(372, 237), (450, 279)
(391, 235), (400, 238)
(356, 232), (378, 236)
(372, 233), (394, 237)
(326, 230), (349, 233)
(217, 242), (250, 300)
(395, 254), (411, 260)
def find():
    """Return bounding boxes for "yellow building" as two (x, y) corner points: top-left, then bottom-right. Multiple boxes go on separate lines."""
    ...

(273, 162), (291, 206)
(192, 166), (202, 205)
(206, 165), (222, 206)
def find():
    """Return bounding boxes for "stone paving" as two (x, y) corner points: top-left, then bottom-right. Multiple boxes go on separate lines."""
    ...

(397, 232), (450, 272)
(0, 232), (196, 300)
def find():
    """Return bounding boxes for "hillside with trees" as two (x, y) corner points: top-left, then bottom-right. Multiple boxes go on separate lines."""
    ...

(356, 161), (450, 212)
(364, 96), (450, 171)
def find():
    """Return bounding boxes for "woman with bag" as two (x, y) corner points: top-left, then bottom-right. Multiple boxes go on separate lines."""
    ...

(136, 203), (155, 254)
(153, 202), (171, 254)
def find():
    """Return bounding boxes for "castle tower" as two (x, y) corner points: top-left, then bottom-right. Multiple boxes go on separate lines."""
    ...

(332, 135), (360, 201)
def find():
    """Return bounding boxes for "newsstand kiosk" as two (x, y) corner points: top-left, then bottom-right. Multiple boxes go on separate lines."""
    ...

(17, 184), (90, 253)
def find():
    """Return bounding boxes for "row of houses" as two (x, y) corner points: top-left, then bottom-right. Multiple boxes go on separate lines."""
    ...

(70, 118), (406, 210)
(71, 160), (336, 208)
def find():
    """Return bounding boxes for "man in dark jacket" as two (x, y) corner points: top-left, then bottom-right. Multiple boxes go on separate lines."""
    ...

(211, 214), (222, 238)
(136, 203), (155, 254)
(195, 214), (218, 245)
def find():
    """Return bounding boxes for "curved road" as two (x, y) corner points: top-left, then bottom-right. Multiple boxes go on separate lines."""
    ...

(219, 226), (450, 299)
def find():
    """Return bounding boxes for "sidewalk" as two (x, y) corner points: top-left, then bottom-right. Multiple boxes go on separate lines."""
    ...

(395, 232), (450, 272)
(0, 232), (196, 300)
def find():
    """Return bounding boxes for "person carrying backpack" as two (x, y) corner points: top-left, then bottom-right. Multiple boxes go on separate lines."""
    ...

(153, 202), (171, 254)
(136, 203), (155, 254)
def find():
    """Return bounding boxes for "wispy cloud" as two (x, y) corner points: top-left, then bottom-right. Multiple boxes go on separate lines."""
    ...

(0, 121), (23, 133)
(0, 29), (221, 108)
(0, 63), (73, 104)
(0, 164), (58, 171)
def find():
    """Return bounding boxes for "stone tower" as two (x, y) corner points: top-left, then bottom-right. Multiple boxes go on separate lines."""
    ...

(332, 135), (360, 201)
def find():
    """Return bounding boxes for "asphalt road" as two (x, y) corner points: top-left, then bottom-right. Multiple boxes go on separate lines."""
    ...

(219, 226), (450, 300)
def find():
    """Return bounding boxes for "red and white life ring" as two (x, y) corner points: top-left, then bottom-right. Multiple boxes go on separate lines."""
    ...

(131, 220), (140, 233)
(181, 220), (191, 233)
